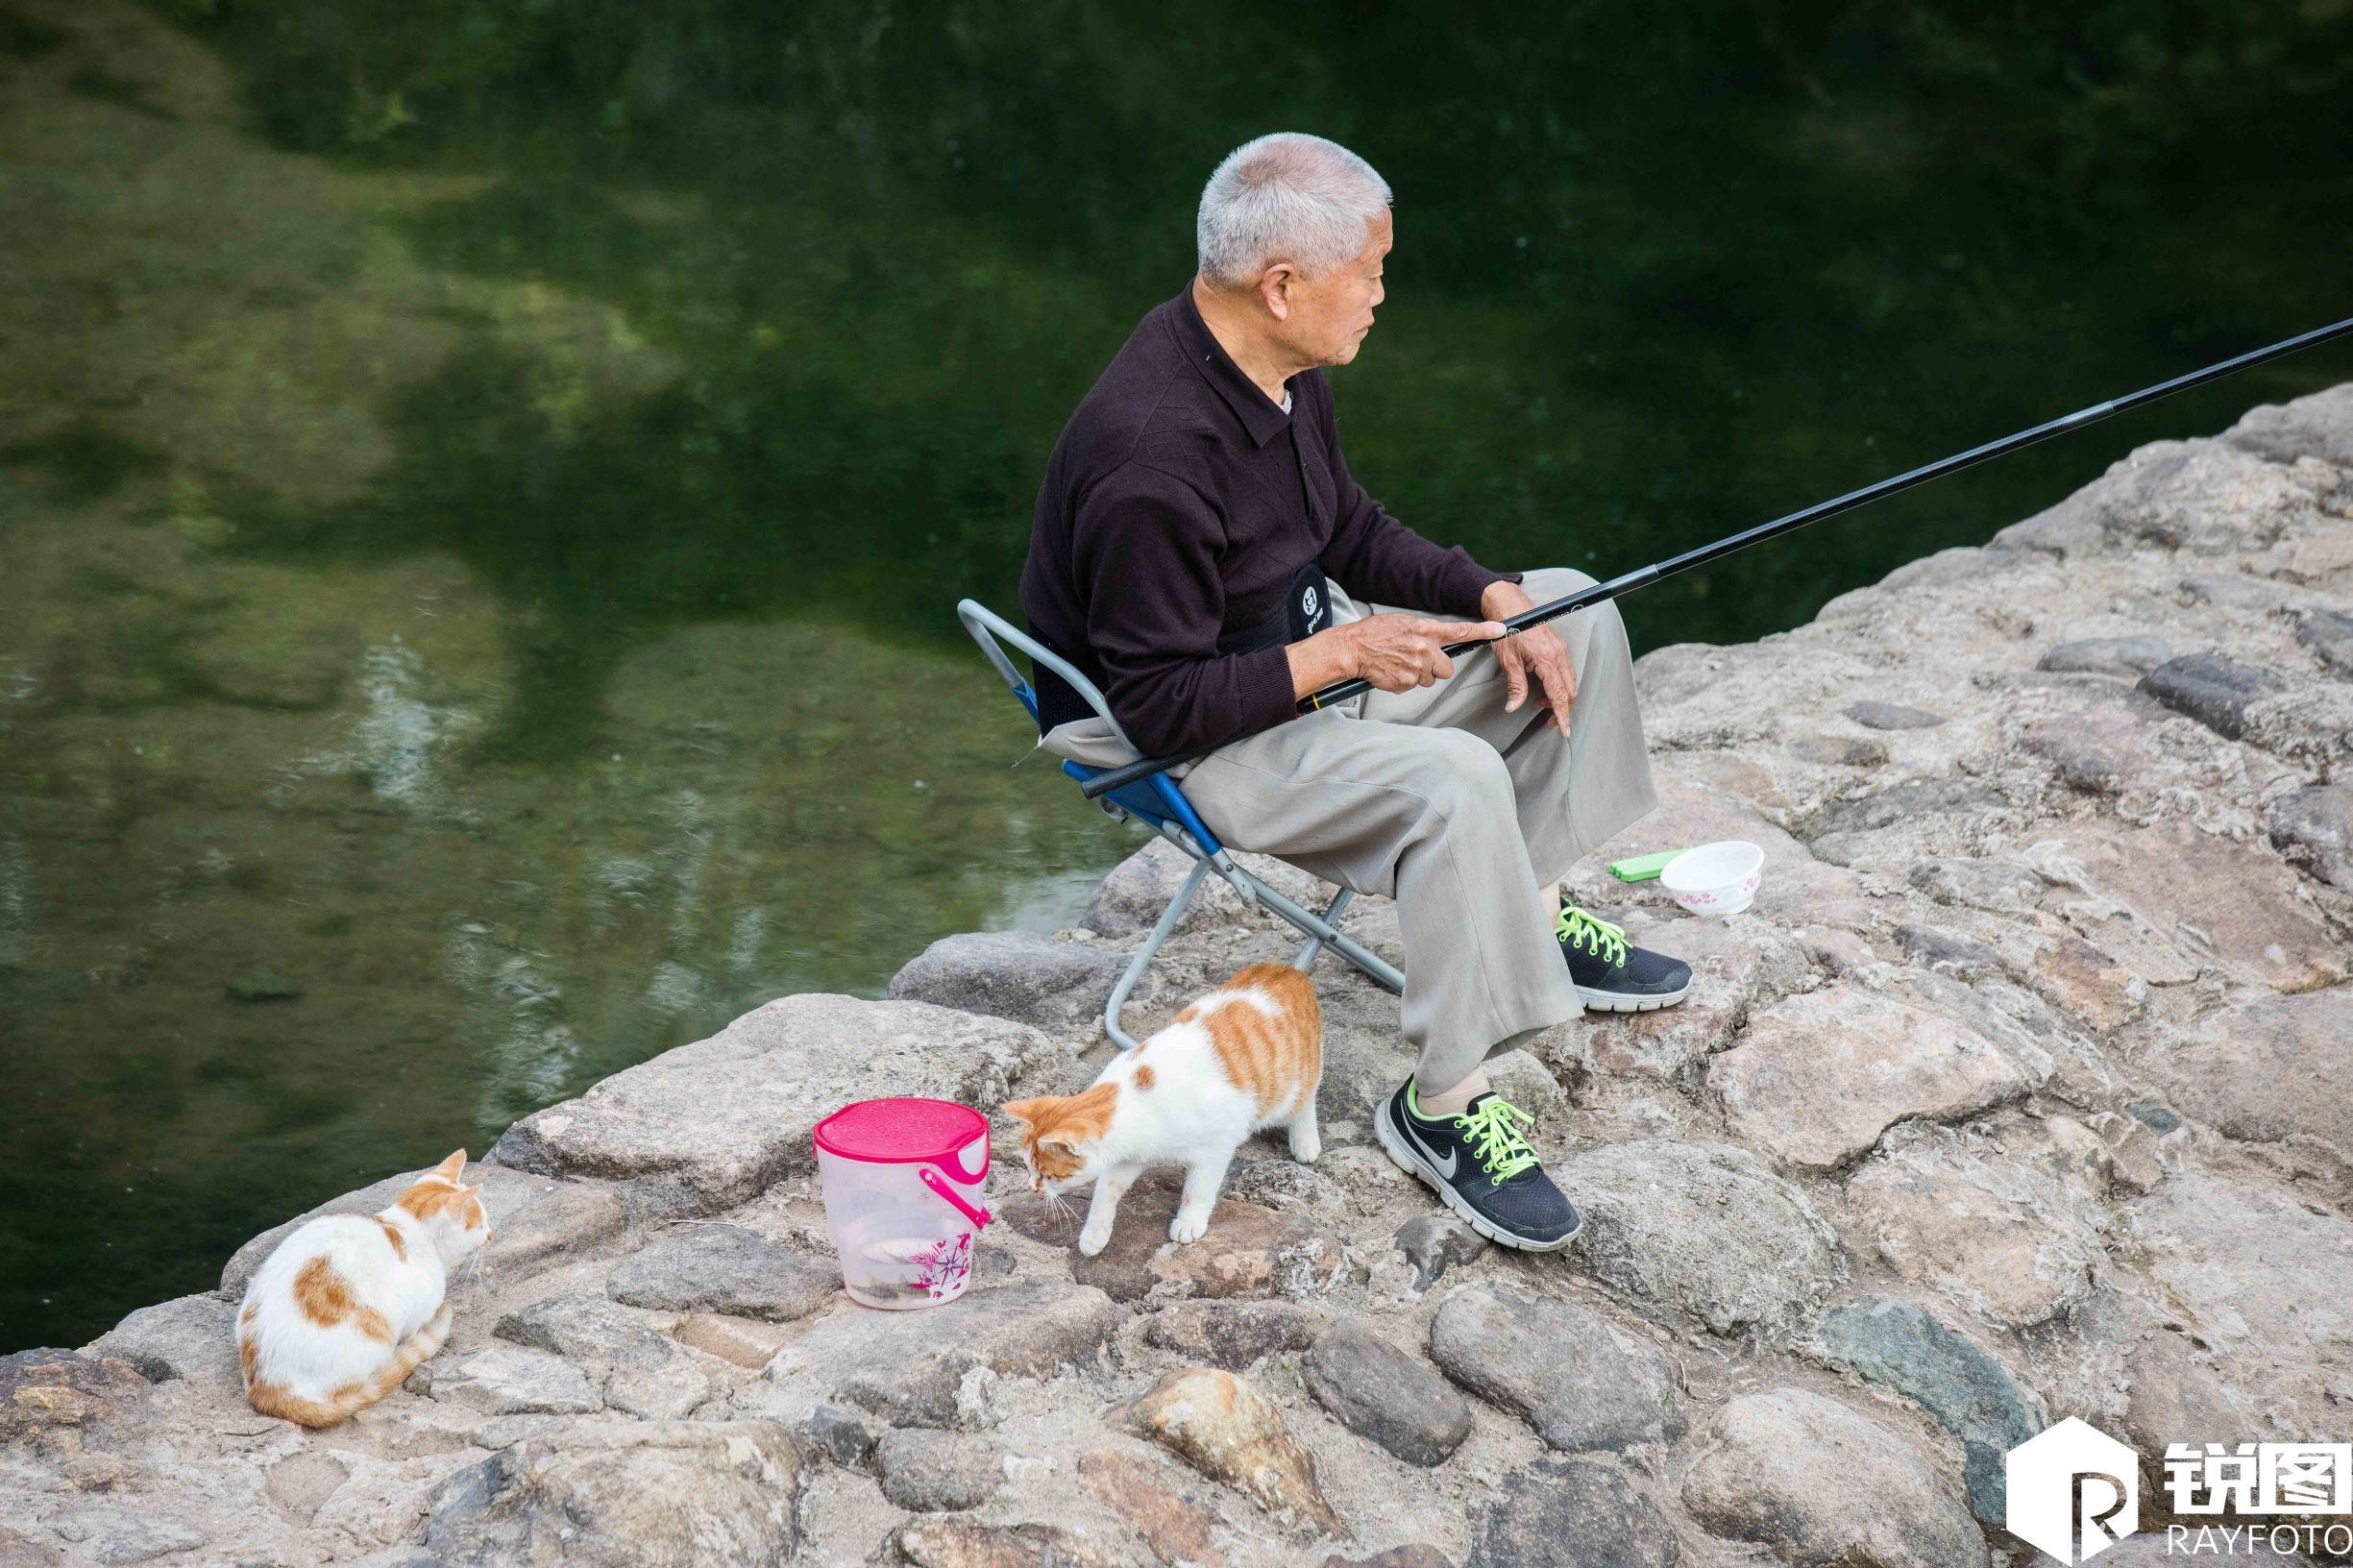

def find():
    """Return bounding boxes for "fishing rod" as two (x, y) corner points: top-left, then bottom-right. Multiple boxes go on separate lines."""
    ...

(1080, 312), (2353, 801)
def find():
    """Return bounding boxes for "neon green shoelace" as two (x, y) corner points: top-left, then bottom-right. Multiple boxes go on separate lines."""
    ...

(1455, 1096), (1541, 1181)
(1557, 903), (1629, 966)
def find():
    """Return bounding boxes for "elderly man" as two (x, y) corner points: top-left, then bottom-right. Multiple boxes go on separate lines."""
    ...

(1018, 132), (1689, 1250)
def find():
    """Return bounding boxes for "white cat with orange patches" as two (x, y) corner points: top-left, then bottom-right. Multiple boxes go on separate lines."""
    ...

(1004, 962), (1321, 1256)
(235, 1149), (489, 1428)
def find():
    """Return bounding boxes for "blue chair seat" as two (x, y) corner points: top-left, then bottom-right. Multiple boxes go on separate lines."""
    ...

(957, 600), (1404, 1049)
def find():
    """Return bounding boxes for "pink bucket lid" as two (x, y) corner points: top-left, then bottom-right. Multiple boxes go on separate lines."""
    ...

(814, 1097), (990, 1179)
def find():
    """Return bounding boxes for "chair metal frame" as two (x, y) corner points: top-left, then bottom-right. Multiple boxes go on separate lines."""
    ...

(958, 600), (1404, 1050)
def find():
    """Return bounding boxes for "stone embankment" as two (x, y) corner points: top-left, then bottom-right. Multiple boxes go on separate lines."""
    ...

(6, 385), (2351, 1566)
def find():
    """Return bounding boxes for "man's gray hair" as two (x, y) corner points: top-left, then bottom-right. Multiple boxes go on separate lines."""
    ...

(1196, 132), (1391, 289)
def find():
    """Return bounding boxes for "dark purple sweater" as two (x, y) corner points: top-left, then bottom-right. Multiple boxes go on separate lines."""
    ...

(1018, 285), (1519, 758)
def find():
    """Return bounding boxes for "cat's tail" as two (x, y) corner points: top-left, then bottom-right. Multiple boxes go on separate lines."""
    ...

(245, 1303), (453, 1429)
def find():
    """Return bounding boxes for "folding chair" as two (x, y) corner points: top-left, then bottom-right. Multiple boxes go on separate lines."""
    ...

(958, 600), (1405, 1049)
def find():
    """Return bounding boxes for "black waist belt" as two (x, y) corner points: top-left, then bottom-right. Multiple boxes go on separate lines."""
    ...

(1028, 557), (1332, 741)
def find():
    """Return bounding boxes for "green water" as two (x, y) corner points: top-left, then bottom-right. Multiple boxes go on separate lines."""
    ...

(3, 0), (2348, 1350)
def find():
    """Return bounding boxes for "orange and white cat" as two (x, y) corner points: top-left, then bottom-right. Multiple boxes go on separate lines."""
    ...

(1003, 963), (1321, 1257)
(235, 1149), (489, 1428)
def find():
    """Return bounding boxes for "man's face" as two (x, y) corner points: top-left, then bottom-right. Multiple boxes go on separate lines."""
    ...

(1274, 208), (1390, 369)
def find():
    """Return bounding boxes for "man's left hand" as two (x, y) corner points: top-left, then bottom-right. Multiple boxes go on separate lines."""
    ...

(1480, 579), (1578, 737)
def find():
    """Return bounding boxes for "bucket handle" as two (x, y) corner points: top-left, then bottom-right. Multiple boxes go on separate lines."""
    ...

(919, 1166), (993, 1232)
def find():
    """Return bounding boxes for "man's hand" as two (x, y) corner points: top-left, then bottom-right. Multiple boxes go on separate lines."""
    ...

(1481, 578), (1578, 737)
(1330, 613), (1505, 696)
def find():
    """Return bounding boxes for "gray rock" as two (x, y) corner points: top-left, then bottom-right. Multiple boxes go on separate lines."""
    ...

(2143, 992), (2353, 1164)
(1995, 438), (2314, 556)
(1392, 1213), (1489, 1292)
(1082, 836), (1330, 938)
(605, 1223), (839, 1322)
(1845, 700), (1945, 730)
(2130, 1175), (2353, 1438)
(423, 1419), (799, 1565)
(1707, 988), (2036, 1168)
(37, 1506), (206, 1566)
(491, 992), (1054, 1212)
(2224, 381), (2353, 467)
(2266, 783), (2353, 890)
(1572, 917), (1817, 1082)
(1224, 1154), (1352, 1214)
(414, 1344), (601, 1416)
(1128, 1366), (1341, 1533)
(82, 1293), (240, 1394)
(1465, 1456), (1679, 1568)
(1554, 1139), (1845, 1335)
(2042, 816), (2345, 994)
(2177, 572), (2310, 613)
(1906, 857), (2044, 914)
(2036, 636), (2172, 676)
(671, 1311), (794, 1369)
(875, 1428), (1009, 1511)
(495, 1291), (676, 1370)
(1145, 1299), (1325, 1371)
(220, 1162), (626, 1298)
(895, 1520), (1129, 1567)
(1428, 1284), (1683, 1453)
(2137, 651), (2287, 741)
(768, 1282), (1121, 1430)
(1818, 1296), (2045, 1525)
(0, 1348), (150, 1446)
(998, 1164), (1347, 1304)
(0, 1524), (58, 1567)
(1302, 1320), (1473, 1466)
(2297, 607), (2353, 676)
(491, 1289), (710, 1412)
(1789, 733), (1888, 767)
(1681, 1389), (1984, 1568)
(888, 928), (1147, 1032)
(264, 1450), (351, 1525)
(601, 1359), (713, 1420)
(1484, 1048), (1565, 1119)
(1811, 778), (2004, 840)
(794, 1402), (880, 1471)
(1842, 1122), (2105, 1331)
(1892, 923), (2006, 980)
(1326, 1550), (1455, 1568)
(2122, 1327), (2257, 1467)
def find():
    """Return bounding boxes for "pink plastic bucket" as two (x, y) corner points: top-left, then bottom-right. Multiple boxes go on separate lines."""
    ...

(813, 1097), (993, 1310)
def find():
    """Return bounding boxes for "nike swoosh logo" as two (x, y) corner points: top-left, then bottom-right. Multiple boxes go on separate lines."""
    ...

(1405, 1117), (1458, 1180)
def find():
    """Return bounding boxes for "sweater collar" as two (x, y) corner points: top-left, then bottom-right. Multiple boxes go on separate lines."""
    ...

(1168, 282), (1293, 449)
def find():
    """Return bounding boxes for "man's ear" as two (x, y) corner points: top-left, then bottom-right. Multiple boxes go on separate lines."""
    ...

(1000, 1098), (1053, 1127)
(1258, 263), (1296, 321)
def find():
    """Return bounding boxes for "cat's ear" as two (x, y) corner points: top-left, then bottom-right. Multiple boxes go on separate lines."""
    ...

(1036, 1133), (1093, 1158)
(430, 1150), (469, 1184)
(1000, 1098), (1055, 1128)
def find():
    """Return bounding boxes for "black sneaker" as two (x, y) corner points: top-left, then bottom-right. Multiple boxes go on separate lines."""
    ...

(1375, 1078), (1581, 1251)
(1557, 903), (1691, 1012)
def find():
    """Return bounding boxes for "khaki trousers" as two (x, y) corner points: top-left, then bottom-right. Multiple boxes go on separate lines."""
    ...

(1042, 566), (1659, 1092)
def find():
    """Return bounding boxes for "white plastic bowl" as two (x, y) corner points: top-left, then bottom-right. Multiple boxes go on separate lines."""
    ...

(1660, 840), (1764, 918)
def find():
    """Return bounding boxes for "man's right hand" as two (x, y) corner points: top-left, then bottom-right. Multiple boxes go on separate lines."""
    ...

(1336, 613), (1506, 693)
